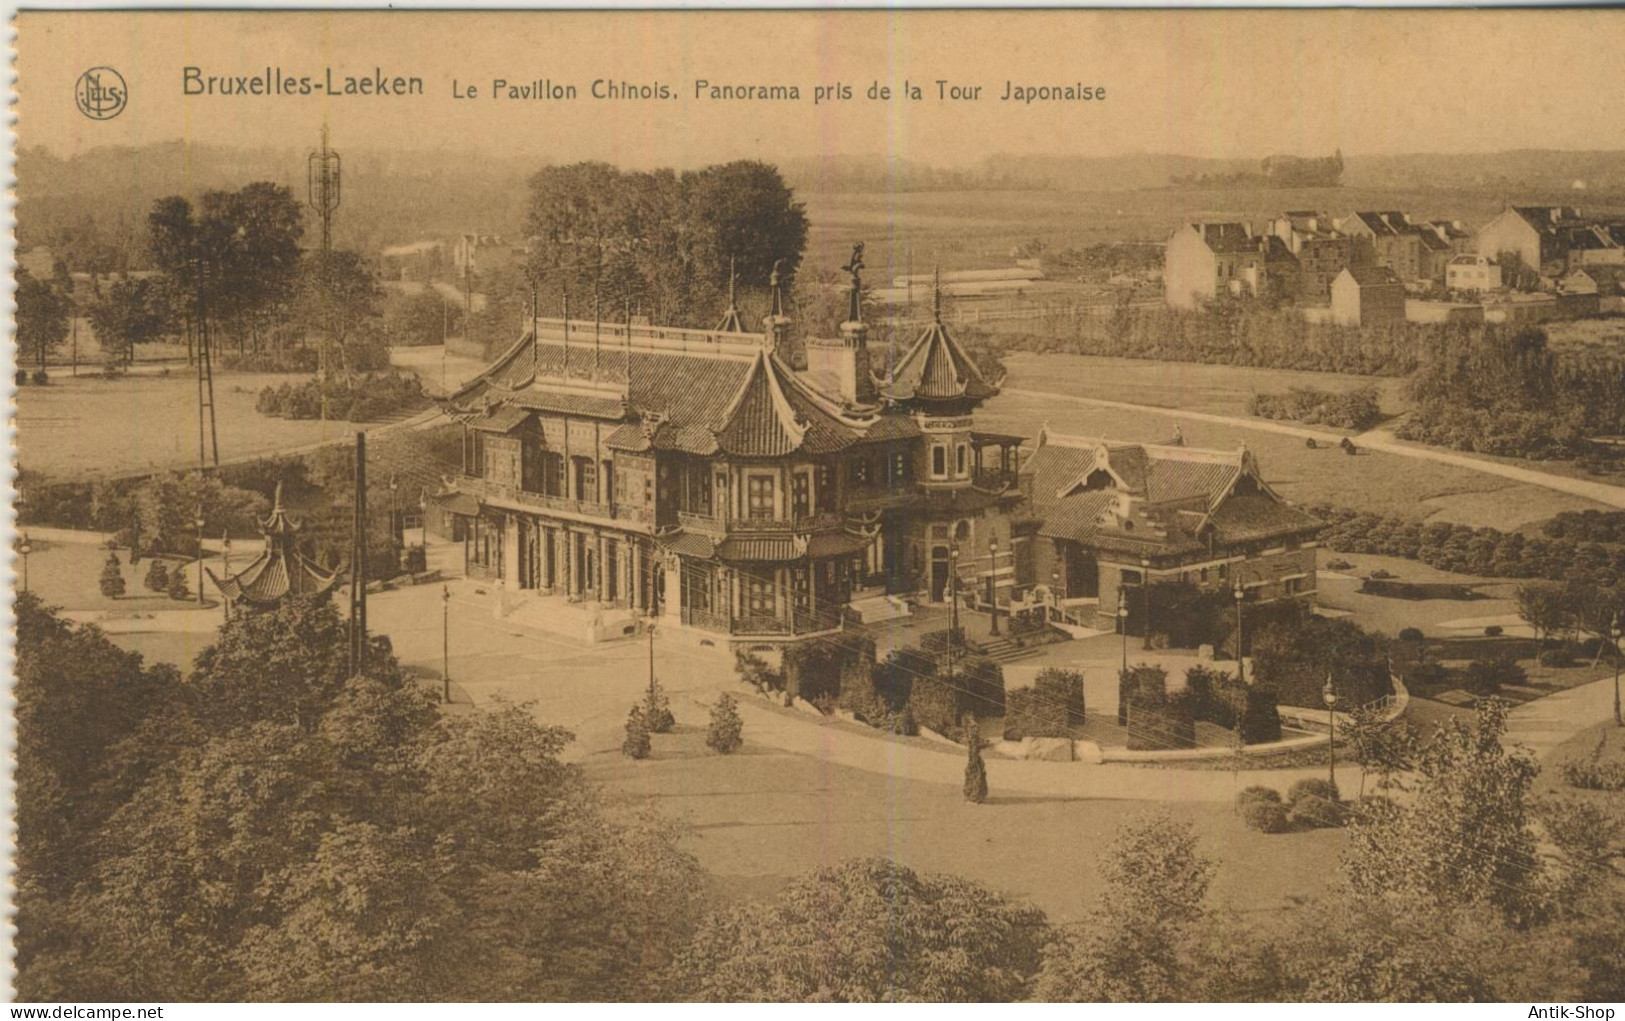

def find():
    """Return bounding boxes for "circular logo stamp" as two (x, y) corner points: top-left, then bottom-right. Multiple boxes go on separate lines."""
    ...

(75, 67), (127, 120)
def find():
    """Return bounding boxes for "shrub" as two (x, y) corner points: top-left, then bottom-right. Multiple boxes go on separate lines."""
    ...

(1538, 648), (1575, 668)
(919, 627), (965, 655)
(32, 370), (49, 386)
(734, 649), (782, 692)
(1465, 656), (1526, 696)
(623, 705), (652, 759)
(961, 656), (1007, 718)
(908, 674), (964, 738)
(98, 553), (126, 598)
(14, 369), (27, 386)
(1236, 785), (1282, 809)
(643, 681), (675, 734)
(782, 641), (844, 702)
(1398, 627), (1425, 642)
(1561, 736), (1625, 791)
(1241, 800), (1291, 833)
(963, 718), (988, 804)
(873, 647), (934, 710)
(1287, 777), (1341, 806)
(1236, 685), (1282, 745)
(1290, 793), (1345, 828)
(1404, 658), (1452, 689)
(1484, 625), (1504, 637)
(706, 694), (744, 754)
(1033, 667), (1084, 726)
(143, 559), (171, 593)
(166, 566), (191, 601)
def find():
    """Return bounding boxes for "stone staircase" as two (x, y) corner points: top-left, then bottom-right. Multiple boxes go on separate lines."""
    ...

(848, 593), (912, 624)
(971, 635), (1045, 664)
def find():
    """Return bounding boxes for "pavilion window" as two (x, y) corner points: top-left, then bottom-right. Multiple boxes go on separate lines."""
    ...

(932, 445), (947, 477)
(746, 571), (776, 616)
(573, 457), (596, 502)
(791, 473), (811, 519)
(747, 475), (775, 521)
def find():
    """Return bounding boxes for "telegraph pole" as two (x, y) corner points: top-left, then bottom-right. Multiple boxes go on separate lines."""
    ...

(349, 431), (369, 677)
(307, 126), (342, 422)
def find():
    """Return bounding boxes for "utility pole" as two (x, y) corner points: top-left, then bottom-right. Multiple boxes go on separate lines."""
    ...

(350, 430), (369, 678)
(307, 126), (342, 423)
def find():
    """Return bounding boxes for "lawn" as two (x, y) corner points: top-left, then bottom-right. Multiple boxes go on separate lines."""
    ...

(15, 369), (406, 482)
(25, 537), (219, 613)
(1532, 720), (1625, 801)
(1544, 315), (1625, 358)
(1002, 352), (1411, 420)
(586, 722), (1347, 926)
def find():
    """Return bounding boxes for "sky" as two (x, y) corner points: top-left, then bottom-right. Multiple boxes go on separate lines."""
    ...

(16, 9), (1625, 168)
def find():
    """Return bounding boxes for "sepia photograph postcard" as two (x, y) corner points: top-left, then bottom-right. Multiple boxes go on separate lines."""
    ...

(9, 6), (1625, 1006)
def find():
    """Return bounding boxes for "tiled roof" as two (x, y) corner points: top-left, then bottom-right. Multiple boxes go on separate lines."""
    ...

(1197, 223), (1259, 254)
(715, 536), (802, 563)
(451, 332), (868, 458)
(433, 491), (482, 517)
(206, 483), (340, 606)
(1205, 493), (1322, 543)
(881, 317), (999, 404)
(806, 531), (872, 558)
(658, 530), (715, 559)
(1344, 264), (1403, 288)
(1021, 431), (1311, 554)
(466, 406), (532, 434)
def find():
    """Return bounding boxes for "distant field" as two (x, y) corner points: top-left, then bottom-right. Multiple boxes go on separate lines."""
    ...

(1001, 352), (1411, 420)
(1544, 315), (1625, 357)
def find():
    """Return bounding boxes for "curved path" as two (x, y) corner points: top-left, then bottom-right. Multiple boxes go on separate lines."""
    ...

(1002, 387), (1625, 511)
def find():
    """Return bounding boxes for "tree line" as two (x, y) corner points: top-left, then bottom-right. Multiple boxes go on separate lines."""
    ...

(15, 593), (1623, 1001)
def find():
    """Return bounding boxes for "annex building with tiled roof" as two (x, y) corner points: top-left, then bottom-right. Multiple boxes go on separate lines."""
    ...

(435, 247), (1320, 649)
(1015, 428), (1322, 631)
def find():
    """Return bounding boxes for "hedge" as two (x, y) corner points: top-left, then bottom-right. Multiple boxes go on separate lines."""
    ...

(1185, 663), (1281, 745)
(1248, 385), (1382, 431)
(1003, 667), (1082, 741)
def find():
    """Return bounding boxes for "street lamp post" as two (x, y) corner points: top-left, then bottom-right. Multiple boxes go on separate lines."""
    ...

(1050, 567), (1061, 623)
(1611, 613), (1622, 727)
(1233, 580), (1246, 686)
(949, 546), (960, 699)
(1323, 674), (1339, 790)
(1117, 588), (1130, 726)
(442, 584), (452, 705)
(1140, 556), (1153, 650)
(195, 511), (207, 606)
(987, 537), (1000, 637)
(221, 532), (233, 620)
(19, 534), (32, 594)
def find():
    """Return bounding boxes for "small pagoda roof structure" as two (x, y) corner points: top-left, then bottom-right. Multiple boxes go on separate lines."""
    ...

(207, 483), (340, 608)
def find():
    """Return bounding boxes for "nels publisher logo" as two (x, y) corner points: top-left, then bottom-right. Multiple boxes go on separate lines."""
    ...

(75, 66), (127, 120)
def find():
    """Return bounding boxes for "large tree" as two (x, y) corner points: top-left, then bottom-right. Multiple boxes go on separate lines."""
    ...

(16, 267), (72, 371)
(666, 857), (1048, 1002)
(87, 276), (174, 368)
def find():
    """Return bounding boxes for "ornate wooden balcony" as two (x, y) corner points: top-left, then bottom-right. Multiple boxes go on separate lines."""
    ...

(458, 476), (652, 526)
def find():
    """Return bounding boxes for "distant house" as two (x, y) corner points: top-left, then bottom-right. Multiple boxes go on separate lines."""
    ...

(1416, 227), (1454, 284)
(1560, 264), (1625, 312)
(1428, 220), (1475, 257)
(380, 239), (445, 282)
(1474, 206), (1623, 279)
(1340, 211), (1423, 282)
(1445, 254), (1502, 294)
(1164, 222), (1282, 309)
(453, 233), (528, 284)
(17, 246), (58, 279)
(1331, 265), (1405, 327)
(1268, 211), (1352, 301)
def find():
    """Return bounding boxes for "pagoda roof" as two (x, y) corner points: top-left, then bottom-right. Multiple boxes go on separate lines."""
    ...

(206, 483), (340, 606)
(880, 314), (999, 404)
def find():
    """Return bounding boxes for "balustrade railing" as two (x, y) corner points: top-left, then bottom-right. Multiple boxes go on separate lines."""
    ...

(460, 475), (650, 524)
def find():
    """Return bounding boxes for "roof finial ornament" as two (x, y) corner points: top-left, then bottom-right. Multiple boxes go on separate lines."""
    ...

(842, 242), (865, 324)
(933, 265), (942, 323)
(769, 258), (786, 318)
